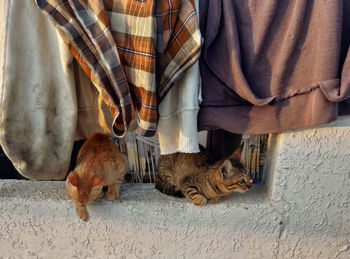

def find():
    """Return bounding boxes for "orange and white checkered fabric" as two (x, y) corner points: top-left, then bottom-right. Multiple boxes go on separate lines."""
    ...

(36, 0), (201, 137)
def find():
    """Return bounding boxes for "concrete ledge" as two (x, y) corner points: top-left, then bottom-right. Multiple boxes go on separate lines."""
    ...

(0, 178), (349, 258)
(0, 180), (281, 258)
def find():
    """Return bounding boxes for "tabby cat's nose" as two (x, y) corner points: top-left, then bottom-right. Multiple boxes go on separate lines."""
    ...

(248, 178), (253, 188)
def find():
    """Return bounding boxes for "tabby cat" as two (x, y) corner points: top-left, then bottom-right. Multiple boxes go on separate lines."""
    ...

(66, 132), (127, 221)
(155, 145), (252, 206)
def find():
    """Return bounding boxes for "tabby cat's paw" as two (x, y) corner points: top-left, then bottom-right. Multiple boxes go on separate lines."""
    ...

(189, 194), (207, 206)
(208, 199), (218, 205)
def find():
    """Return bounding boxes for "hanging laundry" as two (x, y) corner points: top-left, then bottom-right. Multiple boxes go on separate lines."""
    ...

(0, 0), (201, 179)
(0, 0), (113, 180)
(157, 0), (202, 155)
(36, 0), (201, 138)
(198, 0), (350, 135)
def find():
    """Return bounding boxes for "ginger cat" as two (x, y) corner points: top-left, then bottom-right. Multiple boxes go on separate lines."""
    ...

(66, 133), (127, 221)
(155, 145), (252, 206)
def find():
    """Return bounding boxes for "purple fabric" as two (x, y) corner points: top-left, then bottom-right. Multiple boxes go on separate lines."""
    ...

(206, 130), (242, 162)
(198, 0), (350, 134)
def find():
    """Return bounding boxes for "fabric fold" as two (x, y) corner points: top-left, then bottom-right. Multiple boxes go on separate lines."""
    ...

(157, 61), (200, 155)
(157, 0), (201, 155)
(36, 0), (201, 138)
(0, 0), (113, 180)
(201, 0), (273, 106)
(198, 0), (350, 134)
(0, 0), (77, 180)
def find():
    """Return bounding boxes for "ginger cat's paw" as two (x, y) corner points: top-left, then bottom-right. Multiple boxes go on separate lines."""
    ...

(106, 189), (119, 200)
(105, 184), (119, 200)
(76, 205), (89, 222)
(98, 191), (105, 199)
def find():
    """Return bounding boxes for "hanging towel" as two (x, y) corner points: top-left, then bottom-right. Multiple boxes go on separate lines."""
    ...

(198, 0), (350, 134)
(0, 0), (113, 180)
(36, 0), (201, 137)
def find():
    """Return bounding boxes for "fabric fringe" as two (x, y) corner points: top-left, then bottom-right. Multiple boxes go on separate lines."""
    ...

(241, 134), (268, 183)
(113, 132), (159, 183)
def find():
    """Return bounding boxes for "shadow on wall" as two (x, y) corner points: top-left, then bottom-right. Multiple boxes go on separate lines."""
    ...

(0, 146), (26, 179)
(0, 140), (86, 180)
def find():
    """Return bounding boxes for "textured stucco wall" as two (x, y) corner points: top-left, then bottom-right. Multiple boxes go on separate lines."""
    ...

(0, 116), (349, 258)
(0, 181), (279, 258)
(264, 115), (350, 258)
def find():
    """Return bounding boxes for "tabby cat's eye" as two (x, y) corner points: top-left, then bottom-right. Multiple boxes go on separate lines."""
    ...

(239, 179), (246, 184)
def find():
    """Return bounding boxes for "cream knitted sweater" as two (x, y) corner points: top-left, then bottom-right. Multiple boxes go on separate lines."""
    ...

(157, 0), (201, 155)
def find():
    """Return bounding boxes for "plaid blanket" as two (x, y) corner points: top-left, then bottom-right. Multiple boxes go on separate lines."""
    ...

(35, 0), (201, 137)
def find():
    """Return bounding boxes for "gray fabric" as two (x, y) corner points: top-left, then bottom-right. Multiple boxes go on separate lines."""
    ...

(198, 0), (350, 134)
(0, 0), (113, 180)
(0, 0), (76, 180)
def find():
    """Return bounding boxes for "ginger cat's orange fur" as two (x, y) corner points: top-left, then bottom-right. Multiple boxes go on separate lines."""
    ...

(66, 133), (127, 221)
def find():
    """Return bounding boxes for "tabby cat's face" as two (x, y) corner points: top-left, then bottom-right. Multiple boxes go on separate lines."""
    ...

(218, 158), (252, 193)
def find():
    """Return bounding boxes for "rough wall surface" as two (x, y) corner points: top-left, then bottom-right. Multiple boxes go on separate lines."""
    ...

(0, 116), (349, 258)
(264, 115), (350, 258)
(0, 182), (278, 258)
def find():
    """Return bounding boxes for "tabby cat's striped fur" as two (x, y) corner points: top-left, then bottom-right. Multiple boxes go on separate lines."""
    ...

(155, 145), (252, 206)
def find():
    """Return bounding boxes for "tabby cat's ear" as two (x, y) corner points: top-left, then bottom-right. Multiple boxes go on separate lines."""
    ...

(231, 143), (244, 160)
(67, 171), (79, 188)
(91, 176), (103, 187)
(219, 159), (232, 180)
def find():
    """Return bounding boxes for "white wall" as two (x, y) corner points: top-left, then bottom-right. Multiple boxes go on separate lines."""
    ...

(0, 116), (349, 258)
(264, 115), (350, 258)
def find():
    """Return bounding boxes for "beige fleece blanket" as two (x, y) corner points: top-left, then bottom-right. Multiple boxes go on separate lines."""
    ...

(0, 0), (113, 180)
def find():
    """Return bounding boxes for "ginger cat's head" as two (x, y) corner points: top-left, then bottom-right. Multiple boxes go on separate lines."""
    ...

(66, 171), (103, 205)
(215, 145), (252, 193)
